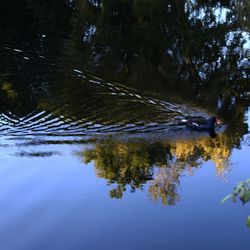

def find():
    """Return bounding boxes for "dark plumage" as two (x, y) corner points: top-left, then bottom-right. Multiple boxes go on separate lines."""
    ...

(184, 116), (220, 130)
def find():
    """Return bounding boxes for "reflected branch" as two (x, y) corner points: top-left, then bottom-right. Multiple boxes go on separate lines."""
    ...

(78, 132), (236, 204)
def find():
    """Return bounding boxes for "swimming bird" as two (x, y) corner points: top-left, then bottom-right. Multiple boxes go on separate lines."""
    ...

(182, 116), (220, 130)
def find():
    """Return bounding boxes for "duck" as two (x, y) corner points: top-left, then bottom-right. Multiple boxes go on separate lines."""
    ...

(183, 116), (220, 130)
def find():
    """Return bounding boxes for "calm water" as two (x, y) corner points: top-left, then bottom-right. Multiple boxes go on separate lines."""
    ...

(0, 0), (250, 249)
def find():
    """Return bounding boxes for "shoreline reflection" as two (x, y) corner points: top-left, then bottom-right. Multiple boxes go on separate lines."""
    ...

(77, 131), (235, 204)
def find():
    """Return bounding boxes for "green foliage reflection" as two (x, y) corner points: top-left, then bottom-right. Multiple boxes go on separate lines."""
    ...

(81, 138), (168, 198)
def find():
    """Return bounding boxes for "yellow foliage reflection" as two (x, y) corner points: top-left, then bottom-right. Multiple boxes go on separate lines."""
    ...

(78, 132), (234, 204)
(170, 134), (231, 176)
(1, 82), (18, 99)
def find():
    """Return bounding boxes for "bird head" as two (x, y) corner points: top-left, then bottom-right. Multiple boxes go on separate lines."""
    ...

(215, 117), (222, 126)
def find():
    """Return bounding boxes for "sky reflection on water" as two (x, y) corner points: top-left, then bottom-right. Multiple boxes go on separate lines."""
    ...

(0, 136), (250, 250)
(0, 0), (250, 249)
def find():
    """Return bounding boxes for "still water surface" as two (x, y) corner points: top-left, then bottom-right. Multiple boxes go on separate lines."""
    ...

(0, 0), (250, 249)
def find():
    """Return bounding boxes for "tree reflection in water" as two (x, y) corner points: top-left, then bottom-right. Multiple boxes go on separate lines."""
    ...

(78, 131), (235, 204)
(0, 0), (249, 202)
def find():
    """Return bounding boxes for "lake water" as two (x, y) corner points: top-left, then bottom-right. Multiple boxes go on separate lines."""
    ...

(0, 1), (250, 249)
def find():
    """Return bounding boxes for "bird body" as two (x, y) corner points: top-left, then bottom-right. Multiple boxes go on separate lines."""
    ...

(184, 116), (220, 130)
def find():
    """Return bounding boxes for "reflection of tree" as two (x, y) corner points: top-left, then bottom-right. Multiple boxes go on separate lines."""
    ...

(81, 138), (171, 198)
(149, 167), (180, 206)
(79, 132), (235, 203)
(44, 0), (249, 136)
(0, 1), (249, 203)
(71, 0), (249, 107)
(171, 134), (232, 177)
(0, 76), (23, 113)
(0, 0), (249, 127)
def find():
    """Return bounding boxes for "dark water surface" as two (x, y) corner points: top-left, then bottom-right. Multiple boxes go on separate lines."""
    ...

(0, 1), (250, 249)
